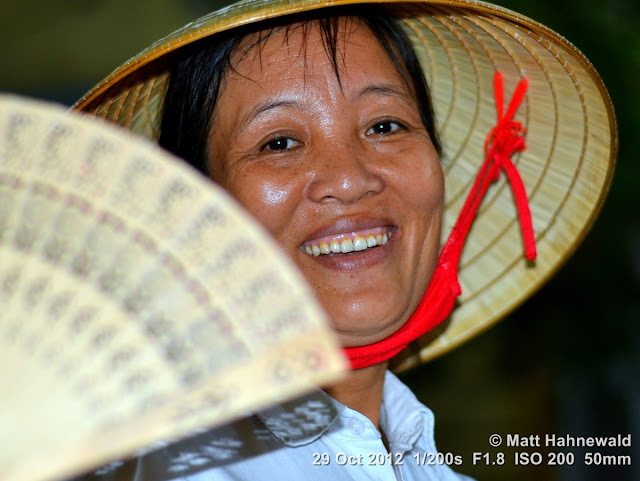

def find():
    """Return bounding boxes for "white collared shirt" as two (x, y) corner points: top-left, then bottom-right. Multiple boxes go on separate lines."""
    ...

(80, 372), (474, 481)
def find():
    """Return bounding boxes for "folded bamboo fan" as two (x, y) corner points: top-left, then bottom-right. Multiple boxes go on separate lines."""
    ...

(0, 95), (346, 481)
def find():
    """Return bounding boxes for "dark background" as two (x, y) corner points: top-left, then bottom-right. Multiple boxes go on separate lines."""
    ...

(2, 1), (637, 480)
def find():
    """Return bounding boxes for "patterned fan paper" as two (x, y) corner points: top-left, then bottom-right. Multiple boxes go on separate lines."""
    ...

(0, 95), (347, 481)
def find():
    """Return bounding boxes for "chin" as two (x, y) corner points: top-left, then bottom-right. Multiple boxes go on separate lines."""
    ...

(325, 298), (414, 348)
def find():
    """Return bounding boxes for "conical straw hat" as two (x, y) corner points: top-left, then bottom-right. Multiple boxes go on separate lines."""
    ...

(74, 0), (617, 371)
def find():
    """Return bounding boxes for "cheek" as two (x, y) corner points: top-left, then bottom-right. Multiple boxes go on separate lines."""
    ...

(392, 152), (444, 215)
(223, 168), (305, 241)
(422, 165), (445, 215)
(393, 151), (444, 286)
(261, 184), (288, 205)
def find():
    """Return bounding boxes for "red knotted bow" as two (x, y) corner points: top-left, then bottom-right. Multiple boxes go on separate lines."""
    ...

(345, 72), (536, 369)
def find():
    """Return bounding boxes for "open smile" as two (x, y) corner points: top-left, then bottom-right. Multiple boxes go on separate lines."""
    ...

(300, 226), (395, 257)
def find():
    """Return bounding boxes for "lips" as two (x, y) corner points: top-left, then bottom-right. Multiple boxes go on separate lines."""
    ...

(298, 218), (397, 270)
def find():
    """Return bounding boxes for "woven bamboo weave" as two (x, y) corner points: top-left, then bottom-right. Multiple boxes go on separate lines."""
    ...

(74, 0), (617, 370)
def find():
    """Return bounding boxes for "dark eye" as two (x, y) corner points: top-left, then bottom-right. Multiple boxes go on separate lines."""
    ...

(366, 120), (403, 136)
(263, 137), (298, 151)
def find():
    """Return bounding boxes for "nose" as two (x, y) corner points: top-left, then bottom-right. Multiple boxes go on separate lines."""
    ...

(306, 139), (384, 205)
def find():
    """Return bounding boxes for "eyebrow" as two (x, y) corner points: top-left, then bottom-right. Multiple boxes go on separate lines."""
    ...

(356, 83), (415, 107)
(233, 83), (414, 134)
(236, 99), (302, 134)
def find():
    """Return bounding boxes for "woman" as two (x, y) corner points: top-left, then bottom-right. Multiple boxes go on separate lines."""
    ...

(73, 0), (616, 479)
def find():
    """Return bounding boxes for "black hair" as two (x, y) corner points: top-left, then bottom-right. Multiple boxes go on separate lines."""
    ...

(159, 6), (441, 177)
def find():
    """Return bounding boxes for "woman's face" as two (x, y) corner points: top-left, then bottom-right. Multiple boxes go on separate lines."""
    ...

(209, 19), (444, 348)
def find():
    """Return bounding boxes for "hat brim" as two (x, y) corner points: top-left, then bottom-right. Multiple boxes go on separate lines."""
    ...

(74, 0), (617, 371)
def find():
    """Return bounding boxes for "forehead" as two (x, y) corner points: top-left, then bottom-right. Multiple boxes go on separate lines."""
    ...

(225, 17), (404, 87)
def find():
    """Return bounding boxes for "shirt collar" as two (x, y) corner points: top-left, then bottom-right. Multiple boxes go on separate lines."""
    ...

(257, 371), (435, 452)
(256, 388), (344, 447)
(380, 371), (434, 452)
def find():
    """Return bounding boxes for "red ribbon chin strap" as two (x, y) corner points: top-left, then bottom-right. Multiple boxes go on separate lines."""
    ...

(345, 72), (537, 370)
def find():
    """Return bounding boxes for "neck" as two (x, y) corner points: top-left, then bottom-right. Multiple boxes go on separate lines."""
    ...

(323, 361), (388, 428)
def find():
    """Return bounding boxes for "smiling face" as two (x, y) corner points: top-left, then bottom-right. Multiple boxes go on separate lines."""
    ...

(208, 18), (444, 348)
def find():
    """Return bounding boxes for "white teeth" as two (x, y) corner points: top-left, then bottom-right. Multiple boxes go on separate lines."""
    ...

(319, 242), (330, 255)
(302, 229), (394, 257)
(340, 239), (354, 253)
(353, 235), (367, 251)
